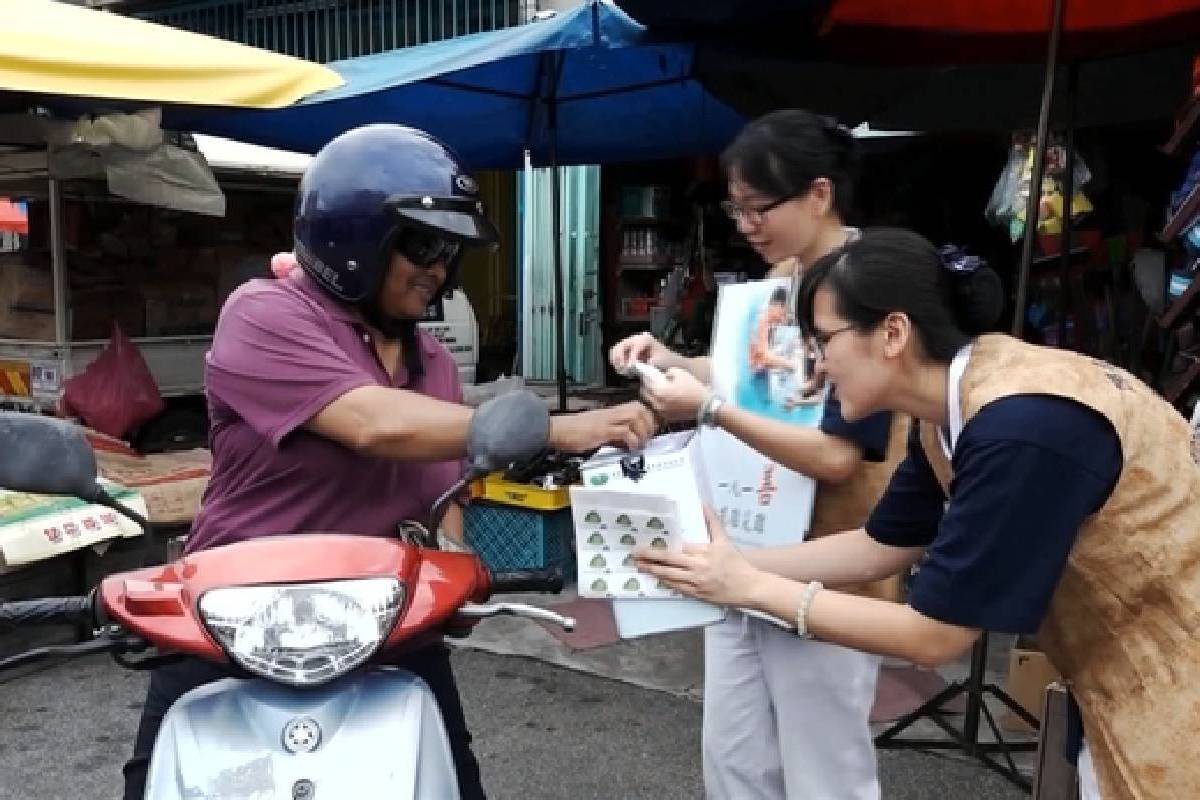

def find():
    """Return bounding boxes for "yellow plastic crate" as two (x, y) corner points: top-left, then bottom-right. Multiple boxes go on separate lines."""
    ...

(469, 472), (570, 511)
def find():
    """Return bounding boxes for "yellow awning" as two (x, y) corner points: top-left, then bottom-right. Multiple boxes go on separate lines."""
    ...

(1, 0), (343, 109)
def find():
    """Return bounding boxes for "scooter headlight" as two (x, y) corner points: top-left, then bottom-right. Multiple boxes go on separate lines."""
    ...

(198, 578), (404, 686)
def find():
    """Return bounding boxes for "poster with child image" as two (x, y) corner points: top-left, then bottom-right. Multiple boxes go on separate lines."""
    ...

(700, 277), (823, 549)
(710, 279), (823, 425)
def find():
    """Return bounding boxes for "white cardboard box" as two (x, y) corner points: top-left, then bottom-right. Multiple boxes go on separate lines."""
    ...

(575, 431), (725, 638)
(571, 489), (682, 600)
(698, 427), (818, 550)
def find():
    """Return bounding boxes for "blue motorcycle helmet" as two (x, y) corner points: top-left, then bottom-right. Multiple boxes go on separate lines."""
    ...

(294, 123), (499, 309)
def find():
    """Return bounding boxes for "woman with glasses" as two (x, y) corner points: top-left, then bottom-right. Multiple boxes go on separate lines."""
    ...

(611, 110), (908, 800)
(639, 226), (1200, 799)
(121, 124), (656, 800)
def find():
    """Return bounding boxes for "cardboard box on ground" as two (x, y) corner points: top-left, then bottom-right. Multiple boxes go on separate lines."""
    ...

(1002, 639), (1063, 733)
(87, 430), (211, 525)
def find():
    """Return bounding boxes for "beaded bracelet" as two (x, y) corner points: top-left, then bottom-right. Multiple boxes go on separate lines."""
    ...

(795, 581), (824, 639)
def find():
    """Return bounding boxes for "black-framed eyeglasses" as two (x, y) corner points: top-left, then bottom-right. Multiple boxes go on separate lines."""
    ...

(395, 228), (462, 268)
(720, 196), (795, 226)
(810, 324), (857, 359)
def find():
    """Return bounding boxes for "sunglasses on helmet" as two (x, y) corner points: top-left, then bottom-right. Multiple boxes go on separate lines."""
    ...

(395, 228), (462, 268)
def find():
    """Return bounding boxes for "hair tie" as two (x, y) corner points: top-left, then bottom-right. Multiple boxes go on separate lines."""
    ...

(821, 115), (855, 144)
(939, 244), (987, 276)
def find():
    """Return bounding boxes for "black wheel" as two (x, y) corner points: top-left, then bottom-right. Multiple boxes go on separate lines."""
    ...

(134, 408), (208, 453)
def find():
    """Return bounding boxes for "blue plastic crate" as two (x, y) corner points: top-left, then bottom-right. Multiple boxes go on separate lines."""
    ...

(464, 502), (574, 572)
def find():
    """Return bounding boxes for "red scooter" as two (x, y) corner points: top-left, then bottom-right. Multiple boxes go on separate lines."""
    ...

(0, 392), (574, 799)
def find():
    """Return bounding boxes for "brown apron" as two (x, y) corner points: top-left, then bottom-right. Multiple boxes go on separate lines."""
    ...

(918, 334), (1200, 800)
(810, 411), (911, 601)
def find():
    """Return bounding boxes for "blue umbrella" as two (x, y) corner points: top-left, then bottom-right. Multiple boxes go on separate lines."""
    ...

(188, 2), (741, 168)
(187, 1), (743, 408)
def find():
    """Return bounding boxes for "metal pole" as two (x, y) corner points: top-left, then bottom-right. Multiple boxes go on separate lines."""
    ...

(1012, 0), (1067, 337)
(550, 97), (568, 412)
(520, 150), (533, 380)
(1057, 63), (1079, 348)
(48, 177), (68, 349)
(961, 632), (990, 757)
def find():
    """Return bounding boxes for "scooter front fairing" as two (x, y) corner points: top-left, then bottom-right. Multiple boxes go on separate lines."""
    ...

(145, 667), (459, 800)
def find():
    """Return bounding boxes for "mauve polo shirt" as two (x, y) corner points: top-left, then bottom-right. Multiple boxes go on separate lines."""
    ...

(186, 269), (463, 554)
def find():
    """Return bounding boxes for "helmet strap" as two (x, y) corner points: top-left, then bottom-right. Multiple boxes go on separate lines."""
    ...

(354, 224), (467, 380)
(360, 300), (425, 378)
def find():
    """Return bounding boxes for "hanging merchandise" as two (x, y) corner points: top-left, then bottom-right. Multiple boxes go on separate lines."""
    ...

(1169, 246), (1200, 300)
(986, 132), (1093, 242)
(1177, 153), (1200, 297)
(1187, 222), (1200, 255)
(1167, 148), (1200, 242)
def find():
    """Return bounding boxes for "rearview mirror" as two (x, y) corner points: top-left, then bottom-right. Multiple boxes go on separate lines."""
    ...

(467, 391), (550, 473)
(0, 413), (102, 501)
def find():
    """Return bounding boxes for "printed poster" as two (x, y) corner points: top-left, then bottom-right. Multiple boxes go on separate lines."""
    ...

(701, 277), (823, 549)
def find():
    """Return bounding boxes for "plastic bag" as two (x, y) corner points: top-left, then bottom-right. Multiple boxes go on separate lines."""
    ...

(61, 323), (164, 440)
(69, 108), (164, 151)
(986, 133), (1093, 242)
(106, 143), (226, 217)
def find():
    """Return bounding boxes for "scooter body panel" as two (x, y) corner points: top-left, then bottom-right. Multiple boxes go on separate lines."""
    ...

(145, 666), (460, 800)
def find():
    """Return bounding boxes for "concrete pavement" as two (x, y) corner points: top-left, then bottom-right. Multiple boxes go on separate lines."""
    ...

(0, 649), (1028, 800)
(458, 586), (1039, 779)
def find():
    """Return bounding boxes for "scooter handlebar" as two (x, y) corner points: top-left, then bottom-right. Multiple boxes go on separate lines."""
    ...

(488, 568), (564, 595)
(0, 594), (95, 630)
(456, 602), (575, 631)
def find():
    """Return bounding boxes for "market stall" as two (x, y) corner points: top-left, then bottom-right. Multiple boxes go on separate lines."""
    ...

(0, 2), (338, 596)
(0, 117), (295, 446)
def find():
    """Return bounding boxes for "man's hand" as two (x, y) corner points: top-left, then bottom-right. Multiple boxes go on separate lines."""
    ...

(549, 401), (656, 453)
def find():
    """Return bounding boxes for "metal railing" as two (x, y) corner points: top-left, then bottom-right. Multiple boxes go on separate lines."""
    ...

(135, 0), (531, 62)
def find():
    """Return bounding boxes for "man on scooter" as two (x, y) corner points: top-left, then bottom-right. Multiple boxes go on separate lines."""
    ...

(122, 124), (655, 800)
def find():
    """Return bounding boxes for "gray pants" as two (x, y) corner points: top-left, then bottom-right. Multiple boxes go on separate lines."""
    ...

(703, 610), (882, 800)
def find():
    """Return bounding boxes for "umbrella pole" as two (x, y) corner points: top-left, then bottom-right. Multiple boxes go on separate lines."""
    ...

(1057, 63), (1079, 348)
(549, 99), (569, 412)
(1012, 0), (1068, 338)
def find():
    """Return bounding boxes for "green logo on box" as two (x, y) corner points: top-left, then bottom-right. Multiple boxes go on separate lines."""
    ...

(590, 474), (609, 486)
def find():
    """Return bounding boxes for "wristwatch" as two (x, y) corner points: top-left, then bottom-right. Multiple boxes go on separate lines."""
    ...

(697, 393), (726, 428)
